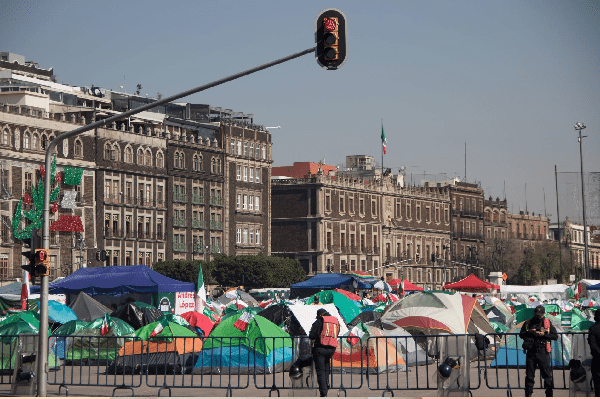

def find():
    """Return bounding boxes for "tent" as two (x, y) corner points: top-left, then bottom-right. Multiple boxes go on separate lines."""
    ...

(290, 273), (371, 299)
(305, 290), (362, 324)
(112, 321), (203, 374)
(287, 303), (349, 337)
(110, 302), (164, 330)
(381, 292), (495, 335)
(69, 292), (112, 322)
(333, 288), (362, 301)
(500, 284), (569, 300)
(42, 300), (77, 324)
(65, 314), (135, 364)
(0, 322), (59, 373)
(194, 313), (292, 374)
(257, 304), (305, 336)
(491, 318), (571, 368)
(443, 274), (500, 293)
(348, 310), (382, 328)
(181, 311), (215, 336)
(218, 289), (259, 307)
(389, 279), (424, 292)
(50, 320), (88, 359)
(365, 320), (430, 367)
(30, 265), (195, 295)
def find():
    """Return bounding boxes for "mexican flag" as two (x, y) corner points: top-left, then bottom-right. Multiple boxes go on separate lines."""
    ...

(195, 263), (207, 313)
(234, 299), (248, 310)
(233, 312), (255, 332)
(20, 283), (29, 310)
(381, 124), (387, 155)
(400, 279), (405, 297)
(259, 298), (274, 308)
(100, 314), (110, 336)
(347, 325), (365, 346)
(149, 317), (169, 338)
(225, 287), (239, 300)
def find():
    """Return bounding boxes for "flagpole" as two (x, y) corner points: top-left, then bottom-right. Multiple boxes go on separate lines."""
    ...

(381, 119), (384, 187)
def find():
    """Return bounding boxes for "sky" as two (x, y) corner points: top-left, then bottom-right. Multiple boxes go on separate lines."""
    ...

(2, 0), (599, 222)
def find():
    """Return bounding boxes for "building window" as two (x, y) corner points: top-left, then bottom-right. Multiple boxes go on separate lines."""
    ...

(243, 166), (248, 181)
(236, 165), (242, 180)
(359, 198), (364, 214)
(243, 194), (247, 210)
(0, 257), (7, 279)
(255, 229), (260, 245)
(157, 152), (164, 168)
(138, 149), (145, 165)
(124, 146), (133, 163)
(32, 133), (39, 150)
(255, 168), (260, 183)
(255, 196), (260, 211)
(243, 228), (248, 244)
(249, 195), (254, 211)
(237, 140), (242, 155)
(249, 167), (254, 183)
(157, 218), (163, 239)
(24, 172), (33, 192)
(237, 228), (241, 243)
(325, 193), (331, 212)
(144, 149), (152, 166)
(237, 194), (241, 209)
(339, 195), (345, 213)
(230, 139), (235, 154)
(243, 142), (248, 156)
(2, 128), (10, 146)
(250, 228), (254, 244)
(23, 132), (30, 149)
(261, 144), (266, 159)
(255, 144), (260, 158)
(249, 143), (254, 158)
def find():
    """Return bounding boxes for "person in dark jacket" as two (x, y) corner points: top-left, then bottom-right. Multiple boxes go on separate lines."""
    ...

(588, 309), (600, 397)
(309, 308), (339, 397)
(519, 305), (558, 397)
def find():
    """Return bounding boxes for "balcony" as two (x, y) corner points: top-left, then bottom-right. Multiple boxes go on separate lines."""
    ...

(124, 195), (136, 205)
(210, 196), (222, 206)
(192, 219), (204, 229)
(210, 221), (223, 230)
(173, 217), (186, 228)
(210, 245), (222, 254)
(103, 194), (121, 204)
(192, 195), (205, 205)
(173, 192), (187, 203)
(462, 210), (484, 219)
(173, 242), (186, 252)
(193, 244), (204, 253)
(155, 199), (166, 208)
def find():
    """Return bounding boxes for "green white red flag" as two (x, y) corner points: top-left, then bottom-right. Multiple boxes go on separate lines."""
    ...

(100, 314), (110, 336)
(381, 125), (387, 155)
(149, 317), (169, 338)
(233, 312), (255, 332)
(195, 263), (207, 313)
(347, 325), (365, 346)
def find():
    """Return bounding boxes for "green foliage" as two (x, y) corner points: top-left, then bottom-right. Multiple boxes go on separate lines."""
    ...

(207, 254), (305, 288)
(152, 260), (212, 284)
(152, 255), (305, 289)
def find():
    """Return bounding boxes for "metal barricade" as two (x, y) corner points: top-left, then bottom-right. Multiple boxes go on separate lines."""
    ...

(0, 335), (18, 385)
(145, 336), (249, 397)
(48, 334), (143, 396)
(253, 335), (363, 397)
(483, 331), (588, 396)
(367, 334), (483, 396)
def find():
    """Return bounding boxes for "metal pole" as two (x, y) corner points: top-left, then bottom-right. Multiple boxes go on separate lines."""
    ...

(38, 46), (315, 397)
(554, 165), (562, 278)
(575, 123), (589, 280)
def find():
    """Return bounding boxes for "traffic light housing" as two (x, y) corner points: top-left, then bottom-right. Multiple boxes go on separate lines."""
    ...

(21, 229), (39, 276)
(34, 248), (49, 277)
(315, 8), (347, 70)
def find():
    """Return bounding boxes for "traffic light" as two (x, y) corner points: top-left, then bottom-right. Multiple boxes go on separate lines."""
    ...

(21, 229), (39, 276)
(34, 248), (49, 277)
(315, 8), (347, 70)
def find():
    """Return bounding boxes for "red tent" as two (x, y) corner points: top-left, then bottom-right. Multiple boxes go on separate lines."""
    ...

(442, 274), (500, 293)
(388, 279), (424, 291)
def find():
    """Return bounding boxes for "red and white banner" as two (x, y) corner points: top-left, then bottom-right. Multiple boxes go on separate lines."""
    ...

(175, 291), (195, 315)
(347, 326), (365, 346)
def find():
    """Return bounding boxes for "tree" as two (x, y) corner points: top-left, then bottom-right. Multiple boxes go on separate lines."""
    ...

(156, 92), (163, 100)
(135, 84), (142, 95)
(152, 260), (213, 285)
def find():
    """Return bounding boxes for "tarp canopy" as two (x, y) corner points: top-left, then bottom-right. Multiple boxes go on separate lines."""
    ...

(500, 284), (569, 300)
(30, 265), (195, 295)
(110, 302), (164, 331)
(43, 300), (77, 324)
(443, 274), (500, 292)
(389, 279), (424, 291)
(305, 290), (362, 324)
(290, 273), (370, 299)
(69, 292), (112, 322)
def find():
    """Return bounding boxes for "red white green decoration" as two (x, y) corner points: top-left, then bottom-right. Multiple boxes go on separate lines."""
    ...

(149, 317), (169, 338)
(233, 312), (255, 332)
(100, 314), (110, 336)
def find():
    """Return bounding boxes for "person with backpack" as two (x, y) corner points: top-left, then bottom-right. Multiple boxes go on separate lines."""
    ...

(519, 305), (558, 397)
(588, 308), (600, 397)
(309, 308), (340, 397)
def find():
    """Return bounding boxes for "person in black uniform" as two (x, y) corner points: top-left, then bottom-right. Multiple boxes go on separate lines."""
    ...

(309, 308), (339, 397)
(588, 308), (600, 397)
(519, 305), (558, 397)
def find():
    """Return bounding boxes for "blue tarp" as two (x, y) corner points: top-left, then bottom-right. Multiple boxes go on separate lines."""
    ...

(491, 335), (571, 368)
(30, 265), (195, 295)
(193, 346), (293, 375)
(290, 273), (371, 299)
(41, 300), (77, 324)
(587, 282), (600, 290)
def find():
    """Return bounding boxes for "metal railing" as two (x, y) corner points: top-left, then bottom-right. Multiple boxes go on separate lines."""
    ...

(192, 195), (204, 205)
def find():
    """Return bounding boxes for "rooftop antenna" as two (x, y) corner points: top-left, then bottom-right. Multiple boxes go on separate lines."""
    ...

(525, 183), (528, 214)
(464, 142), (467, 182)
(503, 180), (506, 200)
(543, 188), (547, 217)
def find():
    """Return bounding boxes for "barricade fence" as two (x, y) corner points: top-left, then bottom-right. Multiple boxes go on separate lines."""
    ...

(483, 331), (592, 396)
(0, 330), (594, 397)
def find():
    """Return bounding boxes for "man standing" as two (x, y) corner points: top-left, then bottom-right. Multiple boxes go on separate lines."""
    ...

(588, 309), (600, 397)
(309, 308), (339, 397)
(519, 305), (558, 397)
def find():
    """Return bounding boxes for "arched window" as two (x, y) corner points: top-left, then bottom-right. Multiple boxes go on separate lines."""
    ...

(144, 149), (152, 166)
(104, 143), (111, 160)
(174, 153), (180, 169)
(41, 134), (48, 150)
(211, 158), (216, 173)
(111, 144), (119, 161)
(180, 153), (185, 169)
(74, 139), (83, 157)
(216, 158), (221, 174)
(32, 133), (39, 150)
(124, 146), (133, 163)
(193, 154), (199, 171)
(137, 148), (144, 165)
(198, 155), (203, 171)
(1, 128), (9, 146)
(156, 152), (164, 168)
(23, 132), (31, 149)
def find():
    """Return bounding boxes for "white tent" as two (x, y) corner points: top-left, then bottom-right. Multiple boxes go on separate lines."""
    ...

(288, 303), (349, 336)
(500, 284), (569, 300)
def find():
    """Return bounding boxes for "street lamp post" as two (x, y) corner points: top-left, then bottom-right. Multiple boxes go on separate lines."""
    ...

(574, 122), (590, 279)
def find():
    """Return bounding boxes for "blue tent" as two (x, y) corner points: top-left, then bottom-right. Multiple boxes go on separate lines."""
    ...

(290, 273), (371, 299)
(31, 265), (195, 295)
(40, 300), (77, 324)
(587, 282), (600, 291)
(491, 334), (571, 368)
(193, 346), (293, 375)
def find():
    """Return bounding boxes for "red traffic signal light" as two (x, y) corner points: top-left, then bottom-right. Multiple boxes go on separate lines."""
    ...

(315, 8), (347, 70)
(34, 248), (49, 277)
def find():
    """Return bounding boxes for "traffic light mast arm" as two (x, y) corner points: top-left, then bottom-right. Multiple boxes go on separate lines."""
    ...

(39, 45), (318, 397)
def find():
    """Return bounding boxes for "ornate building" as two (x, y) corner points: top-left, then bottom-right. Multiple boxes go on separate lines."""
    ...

(271, 165), (457, 290)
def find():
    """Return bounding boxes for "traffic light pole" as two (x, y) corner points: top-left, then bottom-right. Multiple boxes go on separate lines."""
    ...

(38, 46), (315, 396)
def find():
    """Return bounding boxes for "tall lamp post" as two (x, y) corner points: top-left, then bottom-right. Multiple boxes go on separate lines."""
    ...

(574, 122), (590, 279)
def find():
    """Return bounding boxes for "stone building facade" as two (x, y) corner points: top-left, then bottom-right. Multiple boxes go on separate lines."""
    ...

(271, 171), (459, 290)
(0, 53), (271, 284)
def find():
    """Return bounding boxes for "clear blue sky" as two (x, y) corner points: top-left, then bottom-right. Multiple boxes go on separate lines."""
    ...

(2, 0), (599, 221)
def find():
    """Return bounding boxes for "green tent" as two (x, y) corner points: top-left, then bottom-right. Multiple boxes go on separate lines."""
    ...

(513, 308), (535, 325)
(566, 309), (594, 331)
(161, 313), (191, 327)
(0, 320), (59, 372)
(305, 290), (361, 324)
(0, 311), (40, 330)
(543, 304), (562, 314)
(52, 319), (88, 336)
(221, 306), (260, 320)
(135, 320), (197, 341)
(203, 313), (291, 356)
(490, 320), (510, 333)
(65, 314), (134, 364)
